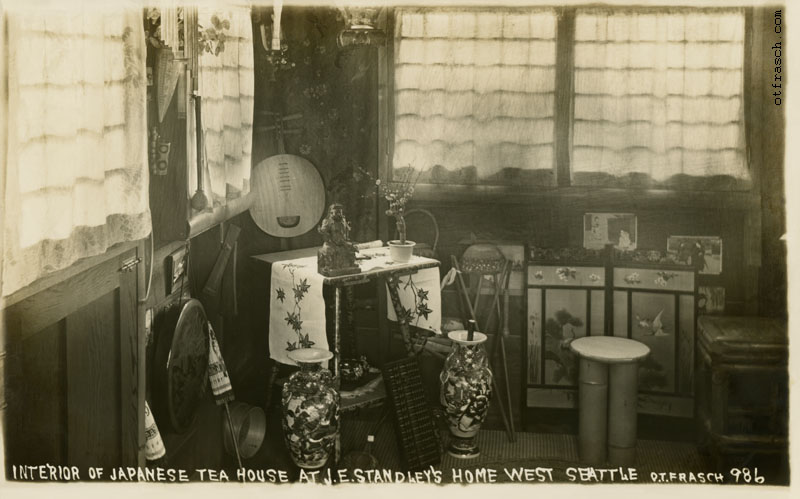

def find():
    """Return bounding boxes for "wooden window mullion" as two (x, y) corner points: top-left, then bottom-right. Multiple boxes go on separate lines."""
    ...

(554, 8), (575, 187)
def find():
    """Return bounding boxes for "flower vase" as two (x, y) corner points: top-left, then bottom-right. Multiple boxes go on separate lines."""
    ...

(388, 240), (415, 263)
(282, 348), (340, 469)
(440, 330), (493, 459)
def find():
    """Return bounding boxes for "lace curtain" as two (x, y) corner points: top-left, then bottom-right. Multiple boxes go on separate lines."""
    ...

(393, 9), (558, 185)
(571, 9), (750, 188)
(187, 4), (254, 208)
(1, 2), (151, 297)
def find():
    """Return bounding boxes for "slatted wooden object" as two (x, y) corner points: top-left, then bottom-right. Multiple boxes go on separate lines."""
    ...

(381, 356), (440, 472)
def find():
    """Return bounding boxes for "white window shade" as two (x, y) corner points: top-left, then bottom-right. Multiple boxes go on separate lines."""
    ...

(393, 9), (558, 185)
(571, 9), (750, 189)
(2, 3), (151, 297)
(188, 4), (254, 207)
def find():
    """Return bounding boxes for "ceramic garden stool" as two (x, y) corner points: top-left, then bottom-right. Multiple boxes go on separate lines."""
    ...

(570, 336), (650, 466)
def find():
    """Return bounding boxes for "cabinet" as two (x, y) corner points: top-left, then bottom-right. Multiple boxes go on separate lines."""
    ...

(525, 246), (697, 419)
(3, 242), (146, 473)
(695, 316), (788, 469)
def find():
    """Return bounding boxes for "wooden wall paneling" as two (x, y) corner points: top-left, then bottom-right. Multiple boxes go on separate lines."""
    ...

(0, 346), (5, 428)
(14, 321), (68, 466)
(65, 290), (122, 470)
(749, 7), (786, 317)
(10, 255), (122, 339)
(2, 312), (21, 476)
(1, 242), (139, 312)
(4, 244), (145, 472)
(120, 243), (146, 468)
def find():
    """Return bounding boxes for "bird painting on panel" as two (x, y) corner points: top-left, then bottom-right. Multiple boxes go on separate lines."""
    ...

(637, 310), (669, 336)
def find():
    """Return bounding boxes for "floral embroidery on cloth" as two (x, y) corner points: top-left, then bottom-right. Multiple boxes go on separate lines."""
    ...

(268, 248), (442, 366)
(269, 258), (326, 366)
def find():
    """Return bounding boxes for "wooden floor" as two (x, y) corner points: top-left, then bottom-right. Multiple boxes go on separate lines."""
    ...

(217, 399), (790, 486)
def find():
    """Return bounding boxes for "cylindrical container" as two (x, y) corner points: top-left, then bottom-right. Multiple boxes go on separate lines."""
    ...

(440, 329), (493, 458)
(608, 363), (639, 465)
(388, 240), (415, 263)
(578, 357), (608, 465)
(222, 402), (267, 459)
(282, 348), (340, 469)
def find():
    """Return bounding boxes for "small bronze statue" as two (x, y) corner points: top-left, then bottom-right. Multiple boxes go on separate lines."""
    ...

(317, 203), (361, 277)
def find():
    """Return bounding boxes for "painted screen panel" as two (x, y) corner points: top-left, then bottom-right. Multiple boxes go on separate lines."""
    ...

(631, 292), (676, 393)
(613, 290), (628, 337)
(590, 289), (605, 335)
(678, 294), (696, 395)
(544, 289), (588, 386)
(527, 288), (543, 385)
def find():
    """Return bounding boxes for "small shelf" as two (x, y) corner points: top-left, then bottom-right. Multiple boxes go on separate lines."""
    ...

(341, 372), (387, 413)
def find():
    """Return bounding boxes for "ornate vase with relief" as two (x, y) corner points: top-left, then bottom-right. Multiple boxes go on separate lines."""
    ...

(281, 348), (339, 469)
(440, 321), (493, 458)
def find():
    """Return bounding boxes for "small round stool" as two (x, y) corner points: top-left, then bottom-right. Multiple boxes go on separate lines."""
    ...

(570, 336), (650, 466)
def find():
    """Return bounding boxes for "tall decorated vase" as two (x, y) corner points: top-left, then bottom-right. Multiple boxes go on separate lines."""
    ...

(440, 328), (493, 458)
(282, 348), (340, 469)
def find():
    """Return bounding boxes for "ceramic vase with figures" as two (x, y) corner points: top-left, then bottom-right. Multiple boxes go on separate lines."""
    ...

(282, 348), (340, 469)
(440, 327), (493, 459)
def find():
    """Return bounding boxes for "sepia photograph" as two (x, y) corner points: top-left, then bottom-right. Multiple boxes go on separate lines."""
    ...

(0, 0), (793, 497)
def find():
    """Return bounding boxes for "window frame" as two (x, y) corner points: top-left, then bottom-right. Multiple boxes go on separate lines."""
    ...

(378, 5), (761, 207)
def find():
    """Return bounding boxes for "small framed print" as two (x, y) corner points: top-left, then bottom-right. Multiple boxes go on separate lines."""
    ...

(667, 236), (723, 275)
(164, 245), (188, 295)
(583, 213), (637, 250)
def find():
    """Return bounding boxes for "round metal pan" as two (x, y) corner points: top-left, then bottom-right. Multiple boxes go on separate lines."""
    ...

(152, 298), (210, 433)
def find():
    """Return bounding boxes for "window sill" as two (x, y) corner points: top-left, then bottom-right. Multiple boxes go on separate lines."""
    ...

(1, 240), (141, 310)
(187, 193), (253, 239)
(409, 184), (759, 211)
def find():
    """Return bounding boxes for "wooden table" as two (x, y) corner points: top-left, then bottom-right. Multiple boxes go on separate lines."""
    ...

(252, 246), (440, 392)
(254, 247), (440, 465)
(570, 336), (650, 465)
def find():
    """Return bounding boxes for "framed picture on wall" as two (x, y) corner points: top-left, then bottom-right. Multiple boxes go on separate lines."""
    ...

(583, 213), (637, 250)
(667, 236), (723, 275)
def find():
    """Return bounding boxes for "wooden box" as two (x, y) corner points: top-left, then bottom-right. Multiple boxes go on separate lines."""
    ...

(695, 316), (788, 468)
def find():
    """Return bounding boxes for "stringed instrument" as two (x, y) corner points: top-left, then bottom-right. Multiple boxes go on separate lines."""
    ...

(249, 113), (326, 238)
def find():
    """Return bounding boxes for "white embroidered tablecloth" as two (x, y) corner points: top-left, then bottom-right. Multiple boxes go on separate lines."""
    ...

(268, 247), (441, 366)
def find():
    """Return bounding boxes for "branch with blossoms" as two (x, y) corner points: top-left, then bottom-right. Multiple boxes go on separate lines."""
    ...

(359, 166), (421, 244)
(144, 8), (230, 55)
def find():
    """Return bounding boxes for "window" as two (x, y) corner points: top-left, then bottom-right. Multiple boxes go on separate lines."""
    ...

(388, 7), (751, 191)
(571, 9), (749, 189)
(392, 9), (558, 186)
(2, 5), (151, 297)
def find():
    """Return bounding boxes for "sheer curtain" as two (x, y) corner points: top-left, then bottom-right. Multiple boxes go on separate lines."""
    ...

(187, 4), (254, 208)
(1, 2), (150, 297)
(571, 9), (750, 188)
(393, 9), (557, 185)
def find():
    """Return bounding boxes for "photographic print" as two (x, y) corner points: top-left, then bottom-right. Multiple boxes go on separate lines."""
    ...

(667, 236), (723, 275)
(0, 0), (790, 493)
(583, 213), (637, 250)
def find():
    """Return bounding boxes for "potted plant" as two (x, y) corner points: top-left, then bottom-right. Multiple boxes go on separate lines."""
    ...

(378, 167), (421, 263)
